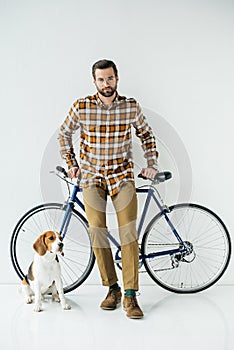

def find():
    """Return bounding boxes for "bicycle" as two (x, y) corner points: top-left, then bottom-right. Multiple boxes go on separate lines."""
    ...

(10, 166), (231, 294)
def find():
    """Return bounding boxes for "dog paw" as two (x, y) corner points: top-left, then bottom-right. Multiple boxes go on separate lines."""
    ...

(63, 304), (71, 310)
(52, 295), (60, 303)
(26, 296), (33, 304)
(34, 304), (43, 312)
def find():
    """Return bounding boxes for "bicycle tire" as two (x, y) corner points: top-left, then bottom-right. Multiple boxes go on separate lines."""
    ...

(141, 203), (231, 293)
(10, 203), (95, 293)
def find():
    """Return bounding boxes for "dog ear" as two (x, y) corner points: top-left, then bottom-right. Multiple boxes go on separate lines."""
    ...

(33, 234), (47, 256)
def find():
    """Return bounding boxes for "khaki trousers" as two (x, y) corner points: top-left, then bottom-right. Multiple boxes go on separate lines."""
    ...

(83, 181), (139, 291)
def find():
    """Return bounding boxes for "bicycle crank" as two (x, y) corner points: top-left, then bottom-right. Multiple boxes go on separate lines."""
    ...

(114, 246), (144, 271)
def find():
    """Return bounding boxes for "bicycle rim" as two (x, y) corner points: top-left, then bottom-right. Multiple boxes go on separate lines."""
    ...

(10, 203), (95, 293)
(142, 203), (231, 293)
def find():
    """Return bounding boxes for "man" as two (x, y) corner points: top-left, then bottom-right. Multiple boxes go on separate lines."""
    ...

(58, 59), (158, 319)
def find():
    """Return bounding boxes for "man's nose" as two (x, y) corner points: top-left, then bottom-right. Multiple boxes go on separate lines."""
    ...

(103, 79), (110, 86)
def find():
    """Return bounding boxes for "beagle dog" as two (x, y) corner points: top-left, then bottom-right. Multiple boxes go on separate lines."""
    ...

(22, 231), (71, 312)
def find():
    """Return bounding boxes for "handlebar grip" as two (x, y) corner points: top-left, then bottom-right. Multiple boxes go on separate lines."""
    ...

(56, 166), (68, 177)
(156, 171), (172, 182)
(138, 174), (148, 180)
(138, 171), (172, 182)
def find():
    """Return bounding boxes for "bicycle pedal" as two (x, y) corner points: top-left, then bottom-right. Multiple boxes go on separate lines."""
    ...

(114, 259), (122, 263)
(163, 205), (170, 213)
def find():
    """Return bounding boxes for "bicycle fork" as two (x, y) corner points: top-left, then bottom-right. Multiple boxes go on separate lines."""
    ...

(60, 185), (85, 240)
(60, 202), (74, 240)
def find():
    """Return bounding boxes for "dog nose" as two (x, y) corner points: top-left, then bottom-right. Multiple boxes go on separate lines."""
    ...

(58, 242), (64, 249)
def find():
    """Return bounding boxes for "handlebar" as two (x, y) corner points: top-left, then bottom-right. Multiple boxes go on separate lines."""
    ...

(53, 165), (82, 187)
(138, 171), (172, 183)
(54, 166), (172, 185)
(56, 166), (68, 178)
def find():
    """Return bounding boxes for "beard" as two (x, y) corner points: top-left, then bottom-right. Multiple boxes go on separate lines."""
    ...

(96, 84), (117, 98)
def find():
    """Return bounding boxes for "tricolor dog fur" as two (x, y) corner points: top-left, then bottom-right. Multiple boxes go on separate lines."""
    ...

(22, 231), (71, 312)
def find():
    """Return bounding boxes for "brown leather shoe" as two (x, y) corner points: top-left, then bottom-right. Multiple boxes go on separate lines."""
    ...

(100, 288), (122, 310)
(123, 295), (144, 319)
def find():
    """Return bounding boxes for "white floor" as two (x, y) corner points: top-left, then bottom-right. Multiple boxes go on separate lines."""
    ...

(0, 284), (233, 350)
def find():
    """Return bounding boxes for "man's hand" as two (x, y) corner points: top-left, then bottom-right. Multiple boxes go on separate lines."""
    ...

(67, 166), (80, 179)
(141, 167), (158, 180)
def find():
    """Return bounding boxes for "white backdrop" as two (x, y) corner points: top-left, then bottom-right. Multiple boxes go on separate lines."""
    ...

(1, 0), (233, 286)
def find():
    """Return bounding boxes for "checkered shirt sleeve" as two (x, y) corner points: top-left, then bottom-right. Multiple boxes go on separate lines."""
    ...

(58, 100), (80, 168)
(132, 103), (158, 168)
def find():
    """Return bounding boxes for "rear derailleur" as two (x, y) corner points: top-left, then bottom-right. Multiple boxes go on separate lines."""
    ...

(170, 241), (195, 268)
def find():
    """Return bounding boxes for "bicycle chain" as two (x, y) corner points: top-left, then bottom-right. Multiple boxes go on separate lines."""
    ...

(118, 243), (184, 273)
(147, 243), (180, 246)
(141, 243), (185, 272)
(139, 266), (175, 273)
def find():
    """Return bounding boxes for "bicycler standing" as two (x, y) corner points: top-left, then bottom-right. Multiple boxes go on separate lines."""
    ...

(58, 59), (158, 319)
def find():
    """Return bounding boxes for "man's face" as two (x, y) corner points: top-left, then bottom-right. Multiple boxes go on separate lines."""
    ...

(94, 67), (118, 98)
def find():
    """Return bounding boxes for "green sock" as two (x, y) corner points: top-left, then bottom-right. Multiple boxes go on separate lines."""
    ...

(125, 289), (136, 296)
(110, 283), (120, 290)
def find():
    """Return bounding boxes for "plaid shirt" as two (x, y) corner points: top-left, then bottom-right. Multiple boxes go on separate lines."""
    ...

(58, 93), (158, 196)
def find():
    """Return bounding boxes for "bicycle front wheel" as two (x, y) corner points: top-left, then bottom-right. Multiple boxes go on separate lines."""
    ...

(10, 203), (95, 293)
(142, 203), (231, 293)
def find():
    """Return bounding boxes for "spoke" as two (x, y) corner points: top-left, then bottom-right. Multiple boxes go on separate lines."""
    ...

(144, 204), (230, 292)
(12, 205), (93, 292)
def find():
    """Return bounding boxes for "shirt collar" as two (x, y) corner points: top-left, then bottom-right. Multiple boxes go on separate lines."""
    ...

(89, 92), (126, 107)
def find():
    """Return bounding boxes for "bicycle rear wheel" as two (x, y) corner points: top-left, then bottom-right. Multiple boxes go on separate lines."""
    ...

(142, 203), (231, 293)
(10, 203), (95, 293)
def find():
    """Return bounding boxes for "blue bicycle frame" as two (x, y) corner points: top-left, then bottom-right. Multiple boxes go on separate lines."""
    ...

(60, 183), (188, 263)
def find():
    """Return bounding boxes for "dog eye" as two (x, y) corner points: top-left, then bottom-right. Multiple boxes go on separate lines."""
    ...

(48, 236), (54, 241)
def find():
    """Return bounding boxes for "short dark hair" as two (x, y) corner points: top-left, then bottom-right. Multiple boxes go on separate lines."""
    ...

(92, 59), (118, 79)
